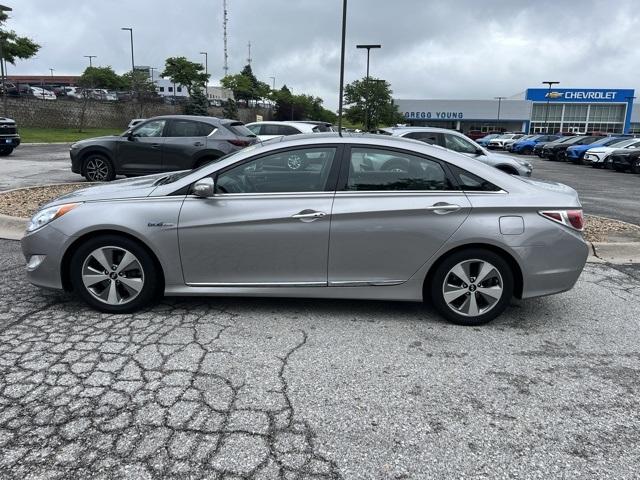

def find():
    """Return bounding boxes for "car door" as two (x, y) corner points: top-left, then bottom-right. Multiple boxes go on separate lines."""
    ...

(328, 146), (471, 285)
(117, 119), (167, 173)
(162, 119), (215, 171)
(178, 145), (341, 285)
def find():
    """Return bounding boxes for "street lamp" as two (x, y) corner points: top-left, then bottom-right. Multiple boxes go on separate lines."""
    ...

(494, 96), (506, 131)
(269, 76), (276, 90)
(356, 44), (381, 132)
(49, 68), (55, 78)
(200, 51), (208, 79)
(84, 55), (96, 67)
(337, 0), (348, 135)
(121, 27), (135, 85)
(542, 81), (560, 134)
(0, 4), (13, 117)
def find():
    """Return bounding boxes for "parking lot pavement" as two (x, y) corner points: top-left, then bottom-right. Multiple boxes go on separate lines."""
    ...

(0, 145), (86, 191)
(1, 238), (639, 479)
(524, 154), (640, 225)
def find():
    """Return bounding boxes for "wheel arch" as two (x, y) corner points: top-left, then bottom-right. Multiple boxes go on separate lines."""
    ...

(423, 243), (524, 300)
(60, 229), (165, 294)
(78, 148), (115, 173)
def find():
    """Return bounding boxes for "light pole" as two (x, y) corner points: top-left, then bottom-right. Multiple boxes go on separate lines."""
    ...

(200, 51), (208, 79)
(625, 96), (636, 134)
(121, 27), (135, 89)
(337, 0), (348, 135)
(494, 96), (506, 131)
(269, 76), (276, 90)
(542, 81), (559, 134)
(84, 55), (96, 67)
(49, 68), (55, 79)
(356, 44), (381, 132)
(0, 4), (12, 117)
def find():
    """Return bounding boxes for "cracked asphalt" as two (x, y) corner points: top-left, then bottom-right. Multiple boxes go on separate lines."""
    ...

(1, 239), (640, 478)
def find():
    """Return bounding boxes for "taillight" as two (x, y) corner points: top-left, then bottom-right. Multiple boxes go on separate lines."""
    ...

(539, 209), (584, 231)
(227, 139), (252, 147)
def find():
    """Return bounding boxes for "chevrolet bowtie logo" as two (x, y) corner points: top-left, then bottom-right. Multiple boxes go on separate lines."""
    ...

(545, 92), (564, 99)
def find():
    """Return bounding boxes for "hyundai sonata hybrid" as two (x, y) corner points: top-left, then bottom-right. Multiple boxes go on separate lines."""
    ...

(22, 134), (589, 326)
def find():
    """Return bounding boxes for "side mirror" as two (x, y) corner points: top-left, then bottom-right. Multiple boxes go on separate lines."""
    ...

(193, 177), (215, 198)
(126, 131), (135, 140)
(475, 148), (484, 156)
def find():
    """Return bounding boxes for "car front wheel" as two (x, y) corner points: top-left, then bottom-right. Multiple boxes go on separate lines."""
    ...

(83, 154), (115, 182)
(429, 249), (514, 326)
(0, 147), (14, 156)
(70, 235), (160, 313)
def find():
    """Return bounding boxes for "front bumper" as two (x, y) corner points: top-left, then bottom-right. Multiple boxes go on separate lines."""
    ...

(21, 225), (71, 291)
(0, 135), (20, 148)
(70, 148), (82, 174)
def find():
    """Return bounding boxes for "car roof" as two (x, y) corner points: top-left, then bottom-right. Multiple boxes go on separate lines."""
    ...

(246, 120), (318, 128)
(382, 126), (456, 134)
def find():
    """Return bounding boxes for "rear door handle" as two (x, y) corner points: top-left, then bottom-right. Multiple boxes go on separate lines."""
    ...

(425, 202), (461, 214)
(292, 210), (327, 222)
(151, 143), (161, 149)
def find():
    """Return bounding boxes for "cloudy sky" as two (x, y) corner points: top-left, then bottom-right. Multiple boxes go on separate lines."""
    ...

(7, 0), (640, 109)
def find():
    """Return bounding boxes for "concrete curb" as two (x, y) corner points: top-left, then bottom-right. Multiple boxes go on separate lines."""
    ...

(21, 142), (74, 146)
(0, 213), (28, 241)
(590, 242), (640, 265)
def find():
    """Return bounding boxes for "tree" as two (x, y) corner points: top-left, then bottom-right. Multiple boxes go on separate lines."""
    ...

(220, 73), (254, 104)
(161, 56), (209, 95)
(121, 70), (157, 99)
(79, 66), (125, 90)
(184, 87), (209, 116)
(0, 11), (40, 65)
(344, 77), (404, 130)
(223, 98), (238, 120)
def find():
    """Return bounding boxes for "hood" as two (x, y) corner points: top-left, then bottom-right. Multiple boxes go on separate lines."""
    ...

(585, 146), (619, 154)
(44, 173), (166, 207)
(71, 135), (123, 147)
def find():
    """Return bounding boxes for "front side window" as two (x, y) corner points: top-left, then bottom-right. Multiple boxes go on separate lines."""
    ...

(133, 120), (166, 138)
(347, 148), (453, 191)
(443, 134), (478, 154)
(216, 147), (337, 194)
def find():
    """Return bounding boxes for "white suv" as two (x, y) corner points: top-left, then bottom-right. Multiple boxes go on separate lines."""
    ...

(488, 134), (524, 150)
(583, 138), (640, 168)
(245, 121), (321, 141)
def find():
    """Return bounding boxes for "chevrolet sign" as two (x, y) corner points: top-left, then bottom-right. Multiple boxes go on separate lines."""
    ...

(526, 88), (634, 104)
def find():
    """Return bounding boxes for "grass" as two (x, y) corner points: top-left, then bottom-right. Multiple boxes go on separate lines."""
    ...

(19, 127), (124, 143)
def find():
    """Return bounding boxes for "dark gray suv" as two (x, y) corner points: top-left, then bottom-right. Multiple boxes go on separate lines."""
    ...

(70, 115), (256, 181)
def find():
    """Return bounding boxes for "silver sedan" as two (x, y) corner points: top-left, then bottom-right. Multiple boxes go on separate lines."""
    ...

(21, 134), (588, 325)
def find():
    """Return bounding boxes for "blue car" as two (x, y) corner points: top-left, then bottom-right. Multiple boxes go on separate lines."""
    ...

(565, 136), (631, 163)
(512, 134), (560, 155)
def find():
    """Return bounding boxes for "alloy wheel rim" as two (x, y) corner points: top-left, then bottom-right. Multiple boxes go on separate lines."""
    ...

(86, 158), (109, 181)
(442, 259), (503, 317)
(81, 246), (145, 305)
(287, 154), (302, 170)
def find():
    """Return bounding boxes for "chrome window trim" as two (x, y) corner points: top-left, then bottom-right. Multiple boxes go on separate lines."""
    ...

(186, 192), (334, 199)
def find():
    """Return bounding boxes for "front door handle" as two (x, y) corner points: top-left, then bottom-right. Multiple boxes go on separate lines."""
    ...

(292, 210), (327, 222)
(425, 202), (461, 215)
(193, 142), (204, 147)
(151, 143), (161, 149)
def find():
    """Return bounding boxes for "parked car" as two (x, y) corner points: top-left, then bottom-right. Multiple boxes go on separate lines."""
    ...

(127, 118), (146, 129)
(533, 136), (575, 157)
(633, 156), (640, 174)
(245, 121), (322, 141)
(297, 121), (336, 132)
(29, 86), (57, 101)
(0, 117), (20, 156)
(504, 135), (536, 152)
(583, 138), (640, 168)
(609, 148), (640, 172)
(564, 136), (630, 164)
(384, 126), (532, 176)
(70, 115), (257, 182)
(512, 135), (561, 155)
(475, 134), (501, 146)
(23, 133), (588, 326)
(542, 136), (602, 161)
(487, 133), (525, 150)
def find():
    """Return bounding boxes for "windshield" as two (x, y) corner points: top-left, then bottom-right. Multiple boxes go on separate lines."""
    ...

(611, 138), (640, 148)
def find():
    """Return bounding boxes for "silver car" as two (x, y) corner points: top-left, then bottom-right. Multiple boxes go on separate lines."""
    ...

(385, 127), (533, 176)
(21, 134), (588, 326)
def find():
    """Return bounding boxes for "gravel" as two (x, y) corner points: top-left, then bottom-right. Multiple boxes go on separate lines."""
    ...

(584, 215), (640, 242)
(0, 184), (89, 218)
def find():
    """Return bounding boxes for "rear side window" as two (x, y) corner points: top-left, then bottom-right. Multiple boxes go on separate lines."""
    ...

(404, 131), (441, 145)
(347, 148), (453, 191)
(449, 165), (501, 192)
(225, 122), (256, 137)
(443, 134), (478, 154)
(167, 120), (215, 137)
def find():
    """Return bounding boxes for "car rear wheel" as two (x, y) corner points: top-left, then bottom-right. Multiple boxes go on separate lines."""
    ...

(70, 235), (160, 313)
(429, 249), (514, 326)
(83, 154), (115, 182)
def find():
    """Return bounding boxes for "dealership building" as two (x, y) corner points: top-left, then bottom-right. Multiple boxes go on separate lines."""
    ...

(395, 88), (639, 135)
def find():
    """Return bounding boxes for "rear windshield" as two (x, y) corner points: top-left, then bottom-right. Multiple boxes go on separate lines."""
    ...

(225, 122), (256, 137)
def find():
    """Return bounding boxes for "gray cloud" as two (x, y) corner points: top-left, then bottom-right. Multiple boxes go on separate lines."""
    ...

(8, 0), (640, 109)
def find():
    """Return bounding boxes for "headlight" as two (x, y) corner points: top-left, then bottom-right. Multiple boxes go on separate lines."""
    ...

(27, 203), (80, 233)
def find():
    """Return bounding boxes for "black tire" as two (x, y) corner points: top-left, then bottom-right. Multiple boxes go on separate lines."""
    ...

(83, 154), (115, 182)
(521, 146), (533, 155)
(632, 162), (640, 175)
(0, 147), (14, 156)
(70, 234), (160, 313)
(428, 248), (514, 326)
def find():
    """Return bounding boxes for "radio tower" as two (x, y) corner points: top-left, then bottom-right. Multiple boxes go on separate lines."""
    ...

(247, 41), (252, 65)
(223, 0), (229, 75)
